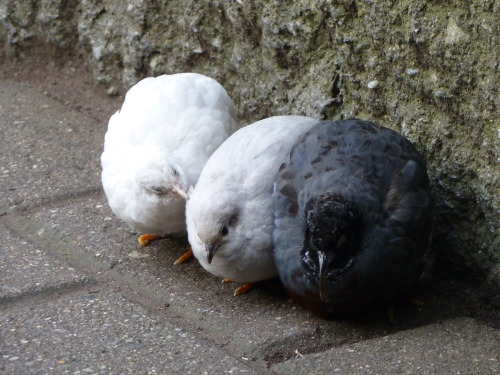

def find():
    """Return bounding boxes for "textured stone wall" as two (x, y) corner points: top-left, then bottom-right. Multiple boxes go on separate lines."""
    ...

(1, 0), (498, 302)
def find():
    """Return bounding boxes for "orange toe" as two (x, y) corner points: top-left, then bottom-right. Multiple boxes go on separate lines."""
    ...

(220, 279), (253, 295)
(174, 248), (193, 264)
(138, 234), (161, 246)
(233, 283), (253, 296)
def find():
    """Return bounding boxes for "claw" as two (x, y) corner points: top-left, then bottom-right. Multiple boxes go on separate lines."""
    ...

(220, 279), (254, 296)
(174, 248), (193, 264)
(233, 283), (253, 296)
(138, 234), (162, 246)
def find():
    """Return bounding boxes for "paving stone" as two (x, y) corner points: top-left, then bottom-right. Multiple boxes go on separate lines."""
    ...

(0, 223), (89, 302)
(271, 318), (500, 374)
(7, 194), (482, 363)
(0, 78), (106, 212)
(1, 75), (498, 375)
(0, 291), (260, 375)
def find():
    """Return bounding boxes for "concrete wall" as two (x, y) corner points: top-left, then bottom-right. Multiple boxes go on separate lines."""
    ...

(1, 0), (498, 302)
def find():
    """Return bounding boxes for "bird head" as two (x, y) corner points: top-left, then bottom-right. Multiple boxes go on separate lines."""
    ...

(303, 192), (361, 302)
(137, 158), (189, 202)
(187, 195), (241, 266)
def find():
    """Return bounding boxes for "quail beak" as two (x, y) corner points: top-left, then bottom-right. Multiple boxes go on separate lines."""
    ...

(172, 184), (189, 200)
(205, 242), (220, 264)
(318, 251), (331, 303)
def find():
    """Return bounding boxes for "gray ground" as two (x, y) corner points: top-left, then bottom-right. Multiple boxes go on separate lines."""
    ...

(0, 60), (498, 374)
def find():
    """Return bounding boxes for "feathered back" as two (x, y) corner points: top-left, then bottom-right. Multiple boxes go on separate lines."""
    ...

(186, 116), (318, 283)
(101, 73), (238, 236)
(273, 119), (433, 316)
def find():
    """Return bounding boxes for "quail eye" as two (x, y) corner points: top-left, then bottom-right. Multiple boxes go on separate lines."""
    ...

(171, 167), (179, 177)
(220, 225), (229, 236)
(142, 183), (167, 195)
(154, 188), (168, 195)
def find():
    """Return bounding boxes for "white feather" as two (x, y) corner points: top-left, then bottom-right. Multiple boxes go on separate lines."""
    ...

(101, 73), (238, 236)
(186, 115), (317, 283)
